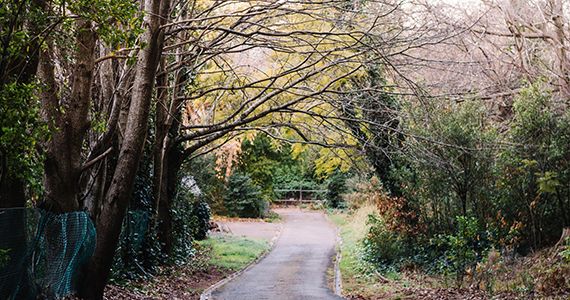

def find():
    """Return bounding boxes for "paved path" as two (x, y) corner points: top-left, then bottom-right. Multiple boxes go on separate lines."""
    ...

(211, 209), (343, 300)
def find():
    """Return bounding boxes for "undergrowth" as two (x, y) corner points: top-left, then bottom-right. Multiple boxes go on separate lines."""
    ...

(329, 201), (404, 297)
(330, 196), (570, 299)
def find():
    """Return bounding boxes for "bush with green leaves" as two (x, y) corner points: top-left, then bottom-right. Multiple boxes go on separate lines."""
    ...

(405, 98), (498, 221)
(110, 152), (212, 281)
(325, 170), (347, 208)
(110, 210), (164, 283)
(360, 97), (504, 276)
(109, 152), (165, 283)
(236, 133), (283, 200)
(0, 81), (49, 201)
(0, 249), (10, 267)
(224, 173), (264, 218)
(495, 82), (570, 250)
(189, 155), (227, 215)
(171, 194), (210, 263)
(433, 216), (491, 286)
(191, 200), (211, 240)
(238, 133), (324, 203)
(362, 214), (406, 266)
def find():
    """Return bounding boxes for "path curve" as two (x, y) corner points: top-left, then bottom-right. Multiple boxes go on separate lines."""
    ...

(211, 209), (343, 300)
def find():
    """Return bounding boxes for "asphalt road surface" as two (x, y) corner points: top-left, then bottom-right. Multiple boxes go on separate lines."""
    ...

(211, 209), (343, 300)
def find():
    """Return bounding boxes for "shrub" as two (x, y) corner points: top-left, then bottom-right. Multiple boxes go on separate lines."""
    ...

(325, 170), (347, 208)
(363, 214), (406, 265)
(0, 249), (11, 267)
(434, 216), (489, 287)
(224, 173), (264, 218)
(191, 200), (211, 240)
(171, 196), (211, 264)
(110, 210), (163, 283)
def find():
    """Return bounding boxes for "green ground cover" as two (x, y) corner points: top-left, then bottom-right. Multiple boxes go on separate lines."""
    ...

(199, 235), (269, 271)
(328, 203), (407, 298)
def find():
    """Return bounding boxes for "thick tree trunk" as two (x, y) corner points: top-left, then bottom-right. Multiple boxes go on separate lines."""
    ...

(155, 158), (173, 255)
(153, 51), (185, 256)
(39, 19), (96, 214)
(153, 62), (171, 254)
(79, 44), (120, 224)
(77, 0), (171, 298)
(78, 157), (108, 225)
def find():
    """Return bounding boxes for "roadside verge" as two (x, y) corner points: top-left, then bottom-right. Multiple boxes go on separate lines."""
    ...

(325, 213), (344, 298)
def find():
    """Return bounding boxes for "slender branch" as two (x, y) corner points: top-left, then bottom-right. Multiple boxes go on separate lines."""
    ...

(94, 55), (129, 64)
(80, 147), (113, 172)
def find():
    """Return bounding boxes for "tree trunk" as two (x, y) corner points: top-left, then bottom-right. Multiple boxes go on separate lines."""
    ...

(78, 157), (109, 225)
(153, 60), (171, 254)
(78, 43), (121, 224)
(38, 19), (96, 214)
(77, 0), (171, 297)
(155, 144), (184, 256)
(153, 49), (185, 256)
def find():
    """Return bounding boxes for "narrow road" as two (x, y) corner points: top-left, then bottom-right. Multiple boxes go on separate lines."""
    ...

(211, 209), (343, 300)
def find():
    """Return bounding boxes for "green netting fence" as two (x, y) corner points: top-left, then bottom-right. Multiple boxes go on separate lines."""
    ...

(0, 207), (96, 300)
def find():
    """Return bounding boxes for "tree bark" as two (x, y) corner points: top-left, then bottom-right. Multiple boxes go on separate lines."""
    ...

(153, 46), (185, 255)
(556, 227), (570, 247)
(77, 0), (171, 297)
(153, 63), (173, 255)
(39, 19), (96, 214)
(155, 143), (184, 256)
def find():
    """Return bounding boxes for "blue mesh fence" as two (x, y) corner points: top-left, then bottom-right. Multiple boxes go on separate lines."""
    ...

(0, 208), (96, 299)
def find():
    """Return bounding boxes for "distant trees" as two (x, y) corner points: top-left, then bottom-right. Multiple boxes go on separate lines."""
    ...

(406, 98), (497, 219)
(190, 132), (323, 217)
(401, 0), (569, 102)
(334, 67), (403, 196)
(392, 0), (570, 250)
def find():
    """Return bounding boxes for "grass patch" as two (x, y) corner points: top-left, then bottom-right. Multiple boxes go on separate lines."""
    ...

(329, 202), (395, 297)
(198, 235), (269, 271)
(329, 202), (414, 298)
